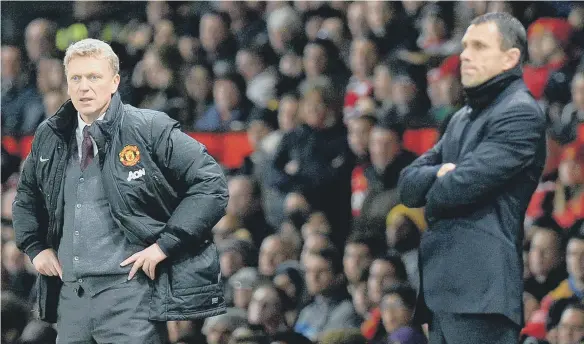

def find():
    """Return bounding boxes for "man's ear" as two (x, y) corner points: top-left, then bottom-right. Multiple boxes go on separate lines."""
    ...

(111, 73), (121, 94)
(503, 48), (521, 70)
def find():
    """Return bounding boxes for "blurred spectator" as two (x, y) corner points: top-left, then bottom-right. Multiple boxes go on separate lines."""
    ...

(524, 231), (584, 340)
(426, 55), (463, 131)
(554, 144), (584, 229)
(343, 229), (385, 294)
(360, 118), (416, 223)
(273, 260), (308, 326)
(202, 308), (248, 344)
(273, 77), (354, 247)
(295, 247), (361, 341)
(1, 45), (45, 136)
(525, 217), (568, 301)
(258, 235), (295, 278)
(36, 58), (66, 95)
(557, 303), (584, 344)
(278, 92), (300, 132)
(196, 72), (252, 131)
(25, 18), (58, 64)
(219, 1), (267, 49)
(365, 1), (417, 57)
(200, 10), (238, 65)
(362, 253), (409, 344)
(184, 64), (215, 128)
(247, 282), (293, 337)
(301, 232), (334, 266)
(227, 175), (274, 245)
(344, 37), (377, 121)
(267, 6), (303, 56)
(380, 283), (427, 344)
(347, 2), (369, 39)
(219, 239), (258, 280)
(524, 18), (572, 100)
(347, 115), (375, 217)
(237, 46), (278, 109)
(229, 267), (261, 311)
(549, 66), (584, 145)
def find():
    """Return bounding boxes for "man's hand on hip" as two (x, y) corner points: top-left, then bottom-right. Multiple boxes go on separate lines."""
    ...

(32, 248), (63, 279)
(121, 243), (167, 280)
(437, 163), (456, 178)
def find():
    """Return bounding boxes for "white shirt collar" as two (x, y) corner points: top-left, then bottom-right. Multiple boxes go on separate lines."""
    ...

(77, 112), (106, 133)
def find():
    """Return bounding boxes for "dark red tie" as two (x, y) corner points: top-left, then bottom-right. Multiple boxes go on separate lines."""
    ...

(80, 126), (94, 171)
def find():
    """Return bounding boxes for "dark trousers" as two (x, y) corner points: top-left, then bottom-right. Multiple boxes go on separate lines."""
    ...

(56, 274), (167, 344)
(428, 312), (520, 344)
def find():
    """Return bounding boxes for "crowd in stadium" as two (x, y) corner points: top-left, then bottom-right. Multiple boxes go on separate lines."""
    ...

(2, 1), (584, 344)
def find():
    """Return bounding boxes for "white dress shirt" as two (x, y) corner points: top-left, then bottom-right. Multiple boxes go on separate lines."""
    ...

(76, 113), (105, 161)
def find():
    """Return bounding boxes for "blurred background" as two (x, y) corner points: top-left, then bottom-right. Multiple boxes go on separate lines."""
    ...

(2, 1), (584, 344)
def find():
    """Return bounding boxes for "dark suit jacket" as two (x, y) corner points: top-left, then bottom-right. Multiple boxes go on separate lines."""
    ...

(398, 79), (547, 327)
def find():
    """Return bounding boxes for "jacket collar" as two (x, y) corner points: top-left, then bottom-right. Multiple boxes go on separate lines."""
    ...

(48, 92), (123, 145)
(463, 65), (523, 112)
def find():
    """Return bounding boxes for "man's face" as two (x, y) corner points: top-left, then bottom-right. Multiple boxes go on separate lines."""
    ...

(213, 80), (241, 113)
(301, 234), (330, 266)
(529, 229), (562, 278)
(368, 259), (399, 304)
(350, 40), (376, 78)
(301, 91), (328, 128)
(37, 58), (64, 94)
(236, 51), (261, 82)
(567, 239), (584, 282)
(247, 286), (281, 326)
(343, 243), (372, 284)
(369, 127), (400, 172)
(380, 293), (412, 334)
(460, 22), (518, 87)
(373, 65), (392, 101)
(258, 237), (285, 277)
(347, 118), (373, 157)
(303, 44), (327, 78)
(25, 22), (51, 63)
(200, 15), (227, 53)
(234, 286), (254, 310)
(305, 254), (336, 296)
(185, 66), (212, 101)
(278, 97), (299, 132)
(366, 1), (390, 32)
(1, 46), (21, 80)
(227, 178), (253, 218)
(558, 308), (584, 344)
(347, 2), (368, 38)
(220, 250), (244, 278)
(571, 75), (584, 112)
(66, 55), (119, 118)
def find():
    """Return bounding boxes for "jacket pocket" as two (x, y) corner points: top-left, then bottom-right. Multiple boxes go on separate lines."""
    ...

(168, 242), (220, 292)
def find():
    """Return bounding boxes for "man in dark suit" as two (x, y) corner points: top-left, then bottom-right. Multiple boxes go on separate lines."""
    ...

(398, 13), (547, 344)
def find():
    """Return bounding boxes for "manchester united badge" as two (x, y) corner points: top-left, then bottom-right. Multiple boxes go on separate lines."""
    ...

(119, 145), (141, 167)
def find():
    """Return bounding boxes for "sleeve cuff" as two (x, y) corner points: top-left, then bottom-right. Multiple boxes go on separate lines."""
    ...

(156, 232), (181, 257)
(26, 242), (48, 262)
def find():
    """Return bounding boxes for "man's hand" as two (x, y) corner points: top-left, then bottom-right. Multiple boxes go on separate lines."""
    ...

(437, 163), (456, 178)
(32, 249), (62, 279)
(120, 243), (167, 280)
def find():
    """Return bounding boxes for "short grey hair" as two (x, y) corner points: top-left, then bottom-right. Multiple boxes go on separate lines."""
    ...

(267, 6), (302, 35)
(63, 38), (119, 75)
